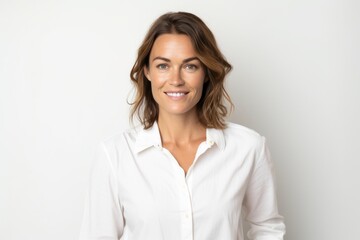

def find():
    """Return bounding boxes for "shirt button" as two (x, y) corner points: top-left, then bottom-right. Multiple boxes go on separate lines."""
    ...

(208, 140), (214, 146)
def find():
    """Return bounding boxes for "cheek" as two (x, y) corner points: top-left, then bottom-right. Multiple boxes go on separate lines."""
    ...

(150, 78), (164, 103)
(193, 75), (205, 92)
(149, 72), (167, 87)
(150, 82), (160, 98)
(195, 86), (204, 99)
(194, 79), (206, 100)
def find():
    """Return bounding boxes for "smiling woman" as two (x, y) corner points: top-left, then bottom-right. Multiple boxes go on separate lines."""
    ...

(130, 12), (233, 130)
(145, 34), (206, 119)
(79, 12), (286, 240)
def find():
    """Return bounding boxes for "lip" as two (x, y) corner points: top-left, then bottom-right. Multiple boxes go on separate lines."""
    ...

(164, 91), (189, 99)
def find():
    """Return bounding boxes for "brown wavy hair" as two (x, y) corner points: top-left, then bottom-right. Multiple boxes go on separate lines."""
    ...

(130, 11), (233, 129)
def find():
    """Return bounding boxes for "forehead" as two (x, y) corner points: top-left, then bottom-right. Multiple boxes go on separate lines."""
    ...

(150, 34), (197, 58)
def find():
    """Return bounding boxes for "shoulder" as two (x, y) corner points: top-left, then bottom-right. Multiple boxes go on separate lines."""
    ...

(224, 122), (263, 141)
(99, 124), (143, 154)
(223, 122), (265, 152)
(93, 125), (143, 169)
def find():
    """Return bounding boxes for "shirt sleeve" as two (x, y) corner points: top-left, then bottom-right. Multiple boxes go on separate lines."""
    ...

(243, 136), (286, 240)
(79, 142), (124, 240)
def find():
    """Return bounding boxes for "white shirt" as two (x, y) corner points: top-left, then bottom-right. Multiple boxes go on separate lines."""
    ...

(79, 122), (285, 240)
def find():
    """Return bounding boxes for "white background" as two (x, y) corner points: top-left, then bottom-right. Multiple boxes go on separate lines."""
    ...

(1, 0), (359, 239)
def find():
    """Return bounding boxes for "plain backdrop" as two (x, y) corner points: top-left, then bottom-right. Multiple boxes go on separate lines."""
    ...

(1, 0), (359, 239)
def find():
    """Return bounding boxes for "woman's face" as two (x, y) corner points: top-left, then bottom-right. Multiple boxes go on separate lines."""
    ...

(145, 34), (205, 119)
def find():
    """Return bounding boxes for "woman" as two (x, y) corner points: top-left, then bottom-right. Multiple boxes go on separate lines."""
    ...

(80, 12), (285, 240)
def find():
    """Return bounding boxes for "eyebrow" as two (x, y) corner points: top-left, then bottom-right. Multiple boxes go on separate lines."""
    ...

(152, 56), (199, 63)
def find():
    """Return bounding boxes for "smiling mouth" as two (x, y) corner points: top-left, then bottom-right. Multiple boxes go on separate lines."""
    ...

(165, 92), (188, 97)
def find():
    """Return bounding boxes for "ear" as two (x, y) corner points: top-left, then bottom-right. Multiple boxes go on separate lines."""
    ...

(144, 66), (151, 81)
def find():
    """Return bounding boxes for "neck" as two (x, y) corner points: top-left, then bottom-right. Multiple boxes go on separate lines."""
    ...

(157, 113), (206, 144)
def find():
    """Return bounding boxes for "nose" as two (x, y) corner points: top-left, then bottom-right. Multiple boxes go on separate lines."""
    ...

(169, 68), (185, 86)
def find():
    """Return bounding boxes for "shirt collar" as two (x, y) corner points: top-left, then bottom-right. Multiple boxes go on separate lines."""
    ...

(134, 121), (163, 153)
(134, 121), (226, 153)
(206, 127), (226, 151)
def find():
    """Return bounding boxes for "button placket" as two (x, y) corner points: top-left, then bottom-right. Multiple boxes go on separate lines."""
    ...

(179, 178), (193, 240)
(160, 146), (194, 239)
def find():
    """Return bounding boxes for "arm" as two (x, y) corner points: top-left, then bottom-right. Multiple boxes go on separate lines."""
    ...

(243, 137), (286, 240)
(79, 142), (124, 240)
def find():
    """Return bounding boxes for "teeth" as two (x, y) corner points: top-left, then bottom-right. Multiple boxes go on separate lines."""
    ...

(166, 92), (185, 97)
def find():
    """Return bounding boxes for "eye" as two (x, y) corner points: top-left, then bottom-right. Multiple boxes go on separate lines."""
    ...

(156, 63), (169, 70)
(184, 64), (198, 72)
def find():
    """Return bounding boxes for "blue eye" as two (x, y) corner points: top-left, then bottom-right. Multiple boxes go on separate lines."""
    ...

(184, 64), (198, 72)
(156, 64), (169, 70)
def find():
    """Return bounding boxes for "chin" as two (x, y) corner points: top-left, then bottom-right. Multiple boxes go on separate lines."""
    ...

(161, 107), (197, 116)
